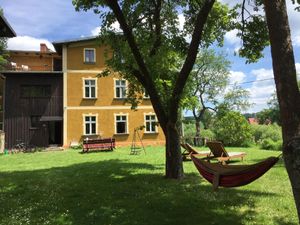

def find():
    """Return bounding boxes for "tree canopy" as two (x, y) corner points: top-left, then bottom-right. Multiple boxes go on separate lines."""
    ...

(73, 0), (237, 178)
(182, 48), (249, 140)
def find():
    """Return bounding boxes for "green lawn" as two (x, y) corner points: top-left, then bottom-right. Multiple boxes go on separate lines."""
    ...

(0, 146), (297, 225)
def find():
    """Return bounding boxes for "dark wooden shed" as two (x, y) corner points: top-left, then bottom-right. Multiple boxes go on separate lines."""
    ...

(2, 72), (63, 149)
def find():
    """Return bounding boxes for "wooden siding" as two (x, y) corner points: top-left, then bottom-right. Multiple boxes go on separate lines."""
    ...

(4, 72), (63, 148)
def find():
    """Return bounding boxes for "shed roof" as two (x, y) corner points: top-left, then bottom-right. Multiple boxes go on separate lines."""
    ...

(0, 14), (16, 37)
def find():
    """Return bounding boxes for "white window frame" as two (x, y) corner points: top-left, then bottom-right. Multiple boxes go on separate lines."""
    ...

(114, 79), (127, 99)
(114, 113), (129, 134)
(83, 78), (97, 99)
(84, 48), (96, 63)
(83, 114), (98, 135)
(143, 88), (150, 99)
(144, 113), (158, 133)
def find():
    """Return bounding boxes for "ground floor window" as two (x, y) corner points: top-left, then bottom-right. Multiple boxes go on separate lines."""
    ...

(115, 115), (128, 134)
(145, 114), (157, 133)
(84, 115), (97, 135)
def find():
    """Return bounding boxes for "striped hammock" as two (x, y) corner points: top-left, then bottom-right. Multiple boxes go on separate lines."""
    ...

(190, 154), (280, 190)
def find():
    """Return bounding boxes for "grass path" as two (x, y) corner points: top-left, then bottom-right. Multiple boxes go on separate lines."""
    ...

(0, 146), (297, 225)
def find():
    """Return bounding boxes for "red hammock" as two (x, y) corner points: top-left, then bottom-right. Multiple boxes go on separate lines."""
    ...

(190, 154), (280, 190)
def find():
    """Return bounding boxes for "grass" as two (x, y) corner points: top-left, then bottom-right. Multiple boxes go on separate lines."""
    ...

(0, 146), (298, 225)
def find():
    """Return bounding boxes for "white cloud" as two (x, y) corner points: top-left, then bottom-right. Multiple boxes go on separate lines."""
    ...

(224, 29), (242, 53)
(90, 21), (121, 36)
(229, 70), (246, 84)
(296, 63), (300, 81)
(225, 30), (239, 46)
(1, 0), (100, 40)
(7, 36), (55, 52)
(219, 0), (239, 8)
(246, 63), (300, 112)
(287, 1), (300, 47)
(178, 14), (185, 31)
(246, 68), (275, 112)
(296, 62), (300, 74)
(91, 27), (101, 36)
(294, 35), (300, 46)
(111, 21), (121, 31)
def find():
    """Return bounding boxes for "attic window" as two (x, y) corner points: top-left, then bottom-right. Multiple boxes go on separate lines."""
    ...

(84, 48), (96, 63)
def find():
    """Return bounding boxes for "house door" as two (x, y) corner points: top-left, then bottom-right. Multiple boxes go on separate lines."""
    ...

(29, 122), (49, 147)
(48, 121), (62, 145)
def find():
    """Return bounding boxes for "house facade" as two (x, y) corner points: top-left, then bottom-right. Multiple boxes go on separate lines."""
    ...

(53, 37), (165, 147)
(1, 45), (63, 149)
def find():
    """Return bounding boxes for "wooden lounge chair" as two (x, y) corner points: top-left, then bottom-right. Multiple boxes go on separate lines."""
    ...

(181, 143), (211, 161)
(206, 141), (246, 164)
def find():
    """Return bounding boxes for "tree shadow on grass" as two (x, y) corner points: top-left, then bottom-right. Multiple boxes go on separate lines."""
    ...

(0, 159), (295, 225)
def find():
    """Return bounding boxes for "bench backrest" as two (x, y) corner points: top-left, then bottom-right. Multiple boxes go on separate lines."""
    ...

(83, 138), (115, 146)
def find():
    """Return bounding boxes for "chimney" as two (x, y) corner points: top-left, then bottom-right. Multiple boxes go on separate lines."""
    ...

(40, 43), (49, 53)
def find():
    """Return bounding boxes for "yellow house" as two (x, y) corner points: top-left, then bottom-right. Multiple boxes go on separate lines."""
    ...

(53, 37), (165, 147)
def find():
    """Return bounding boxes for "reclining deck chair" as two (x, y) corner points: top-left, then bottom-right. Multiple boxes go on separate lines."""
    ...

(206, 141), (246, 164)
(181, 143), (211, 161)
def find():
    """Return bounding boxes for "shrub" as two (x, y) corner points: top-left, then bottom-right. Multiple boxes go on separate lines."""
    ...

(182, 123), (215, 146)
(252, 124), (282, 143)
(183, 123), (195, 145)
(260, 138), (282, 151)
(200, 129), (215, 140)
(213, 111), (253, 147)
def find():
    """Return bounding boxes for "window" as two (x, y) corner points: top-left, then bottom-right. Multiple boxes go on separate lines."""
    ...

(84, 48), (96, 63)
(31, 116), (41, 128)
(143, 89), (150, 99)
(83, 79), (97, 98)
(115, 79), (126, 99)
(115, 115), (128, 134)
(145, 114), (157, 133)
(84, 116), (97, 135)
(21, 85), (51, 98)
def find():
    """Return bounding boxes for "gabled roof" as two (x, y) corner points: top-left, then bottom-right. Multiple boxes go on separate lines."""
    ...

(52, 36), (98, 54)
(0, 14), (16, 37)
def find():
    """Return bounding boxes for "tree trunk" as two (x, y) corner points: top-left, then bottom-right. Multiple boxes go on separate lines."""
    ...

(264, 0), (300, 221)
(195, 119), (201, 137)
(194, 119), (201, 146)
(165, 121), (184, 179)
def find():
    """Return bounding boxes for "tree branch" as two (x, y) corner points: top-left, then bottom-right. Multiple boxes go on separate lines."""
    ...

(170, 0), (215, 121)
(104, 0), (168, 130)
(149, 0), (162, 56)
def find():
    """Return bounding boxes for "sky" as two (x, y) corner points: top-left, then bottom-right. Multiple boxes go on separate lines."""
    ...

(0, 0), (299, 113)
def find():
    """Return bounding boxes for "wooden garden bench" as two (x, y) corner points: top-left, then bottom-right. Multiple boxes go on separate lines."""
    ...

(82, 138), (115, 152)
